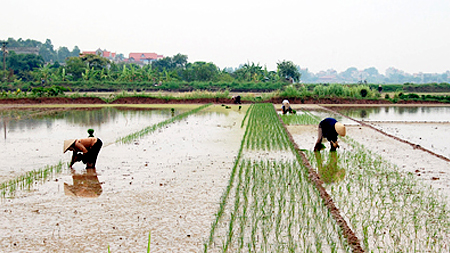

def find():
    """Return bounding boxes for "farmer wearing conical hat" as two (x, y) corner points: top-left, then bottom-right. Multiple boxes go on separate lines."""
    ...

(63, 135), (103, 169)
(314, 118), (346, 152)
(281, 99), (294, 114)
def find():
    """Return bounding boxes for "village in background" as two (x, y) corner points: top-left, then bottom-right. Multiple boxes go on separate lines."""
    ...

(1, 37), (450, 84)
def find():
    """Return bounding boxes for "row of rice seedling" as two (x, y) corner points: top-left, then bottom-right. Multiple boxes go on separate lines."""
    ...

(205, 103), (352, 252)
(304, 138), (450, 252)
(0, 161), (64, 199)
(280, 110), (321, 125)
(243, 103), (291, 151)
(116, 103), (212, 144)
(284, 110), (450, 252)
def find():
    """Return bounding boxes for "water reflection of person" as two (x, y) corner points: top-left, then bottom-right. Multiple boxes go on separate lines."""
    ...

(314, 151), (345, 184)
(63, 137), (103, 169)
(64, 168), (103, 197)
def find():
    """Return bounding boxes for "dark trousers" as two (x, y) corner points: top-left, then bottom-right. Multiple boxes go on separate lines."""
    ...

(83, 139), (102, 168)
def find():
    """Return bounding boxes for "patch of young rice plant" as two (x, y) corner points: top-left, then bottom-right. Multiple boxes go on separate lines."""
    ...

(0, 161), (65, 199)
(305, 138), (450, 252)
(116, 103), (212, 144)
(207, 158), (351, 252)
(205, 103), (351, 252)
(280, 110), (321, 125)
(243, 103), (291, 151)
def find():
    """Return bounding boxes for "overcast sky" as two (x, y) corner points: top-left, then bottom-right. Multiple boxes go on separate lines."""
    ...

(2, 0), (449, 74)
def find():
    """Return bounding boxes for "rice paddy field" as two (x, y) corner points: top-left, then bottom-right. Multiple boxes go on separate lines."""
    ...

(0, 102), (449, 252)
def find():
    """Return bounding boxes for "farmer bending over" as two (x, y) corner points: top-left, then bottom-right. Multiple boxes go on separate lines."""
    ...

(314, 118), (346, 152)
(282, 99), (294, 114)
(232, 95), (242, 104)
(64, 137), (103, 169)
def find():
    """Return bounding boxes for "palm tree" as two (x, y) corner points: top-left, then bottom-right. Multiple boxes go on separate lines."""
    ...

(277, 60), (301, 82)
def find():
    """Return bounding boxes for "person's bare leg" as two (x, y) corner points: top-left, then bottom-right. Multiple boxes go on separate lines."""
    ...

(314, 126), (324, 151)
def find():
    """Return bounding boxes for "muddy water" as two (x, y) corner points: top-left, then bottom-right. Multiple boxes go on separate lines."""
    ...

(0, 104), (247, 252)
(333, 105), (450, 159)
(0, 106), (190, 182)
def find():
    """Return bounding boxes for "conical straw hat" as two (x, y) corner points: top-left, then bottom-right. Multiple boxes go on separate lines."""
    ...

(335, 122), (346, 137)
(63, 139), (76, 153)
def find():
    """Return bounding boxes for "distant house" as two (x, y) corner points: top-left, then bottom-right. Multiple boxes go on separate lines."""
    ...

(80, 49), (121, 62)
(128, 52), (164, 65)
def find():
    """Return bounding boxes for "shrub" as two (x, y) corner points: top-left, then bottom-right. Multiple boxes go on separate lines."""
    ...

(360, 88), (368, 97)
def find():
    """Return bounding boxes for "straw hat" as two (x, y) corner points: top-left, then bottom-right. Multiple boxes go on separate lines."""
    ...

(63, 139), (76, 153)
(335, 122), (346, 137)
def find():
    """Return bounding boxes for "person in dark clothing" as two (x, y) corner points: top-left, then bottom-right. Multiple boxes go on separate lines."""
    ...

(64, 137), (103, 169)
(314, 118), (346, 152)
(232, 95), (242, 104)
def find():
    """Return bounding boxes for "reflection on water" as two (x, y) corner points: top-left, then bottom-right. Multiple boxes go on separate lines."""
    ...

(337, 106), (450, 122)
(1, 107), (176, 133)
(0, 107), (179, 182)
(0, 107), (180, 142)
(335, 106), (450, 159)
(314, 151), (345, 184)
(0, 105), (244, 185)
(64, 168), (102, 198)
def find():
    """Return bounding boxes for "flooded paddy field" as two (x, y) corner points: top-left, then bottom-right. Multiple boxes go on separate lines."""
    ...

(0, 105), (197, 182)
(333, 105), (450, 159)
(1, 103), (450, 252)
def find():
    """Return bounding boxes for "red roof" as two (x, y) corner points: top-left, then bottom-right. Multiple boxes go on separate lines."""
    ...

(128, 53), (163, 62)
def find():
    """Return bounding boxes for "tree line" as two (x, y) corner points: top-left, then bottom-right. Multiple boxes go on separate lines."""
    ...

(1, 38), (301, 88)
(1, 37), (450, 90)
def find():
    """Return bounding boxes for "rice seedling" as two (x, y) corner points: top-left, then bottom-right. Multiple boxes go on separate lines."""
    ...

(116, 103), (212, 144)
(279, 108), (450, 252)
(0, 161), (65, 199)
(205, 103), (351, 252)
(303, 135), (450, 252)
(280, 110), (321, 125)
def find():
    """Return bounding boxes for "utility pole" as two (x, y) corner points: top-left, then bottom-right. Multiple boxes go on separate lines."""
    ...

(1, 41), (7, 81)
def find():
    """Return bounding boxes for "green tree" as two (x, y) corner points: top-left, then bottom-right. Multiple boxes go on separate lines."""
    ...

(80, 54), (110, 70)
(71, 46), (81, 57)
(172, 53), (188, 68)
(57, 46), (71, 62)
(152, 57), (174, 72)
(65, 57), (87, 80)
(277, 60), (301, 82)
(5, 51), (44, 81)
(233, 62), (264, 81)
(38, 39), (57, 62)
(183, 62), (218, 81)
(35, 64), (52, 83)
